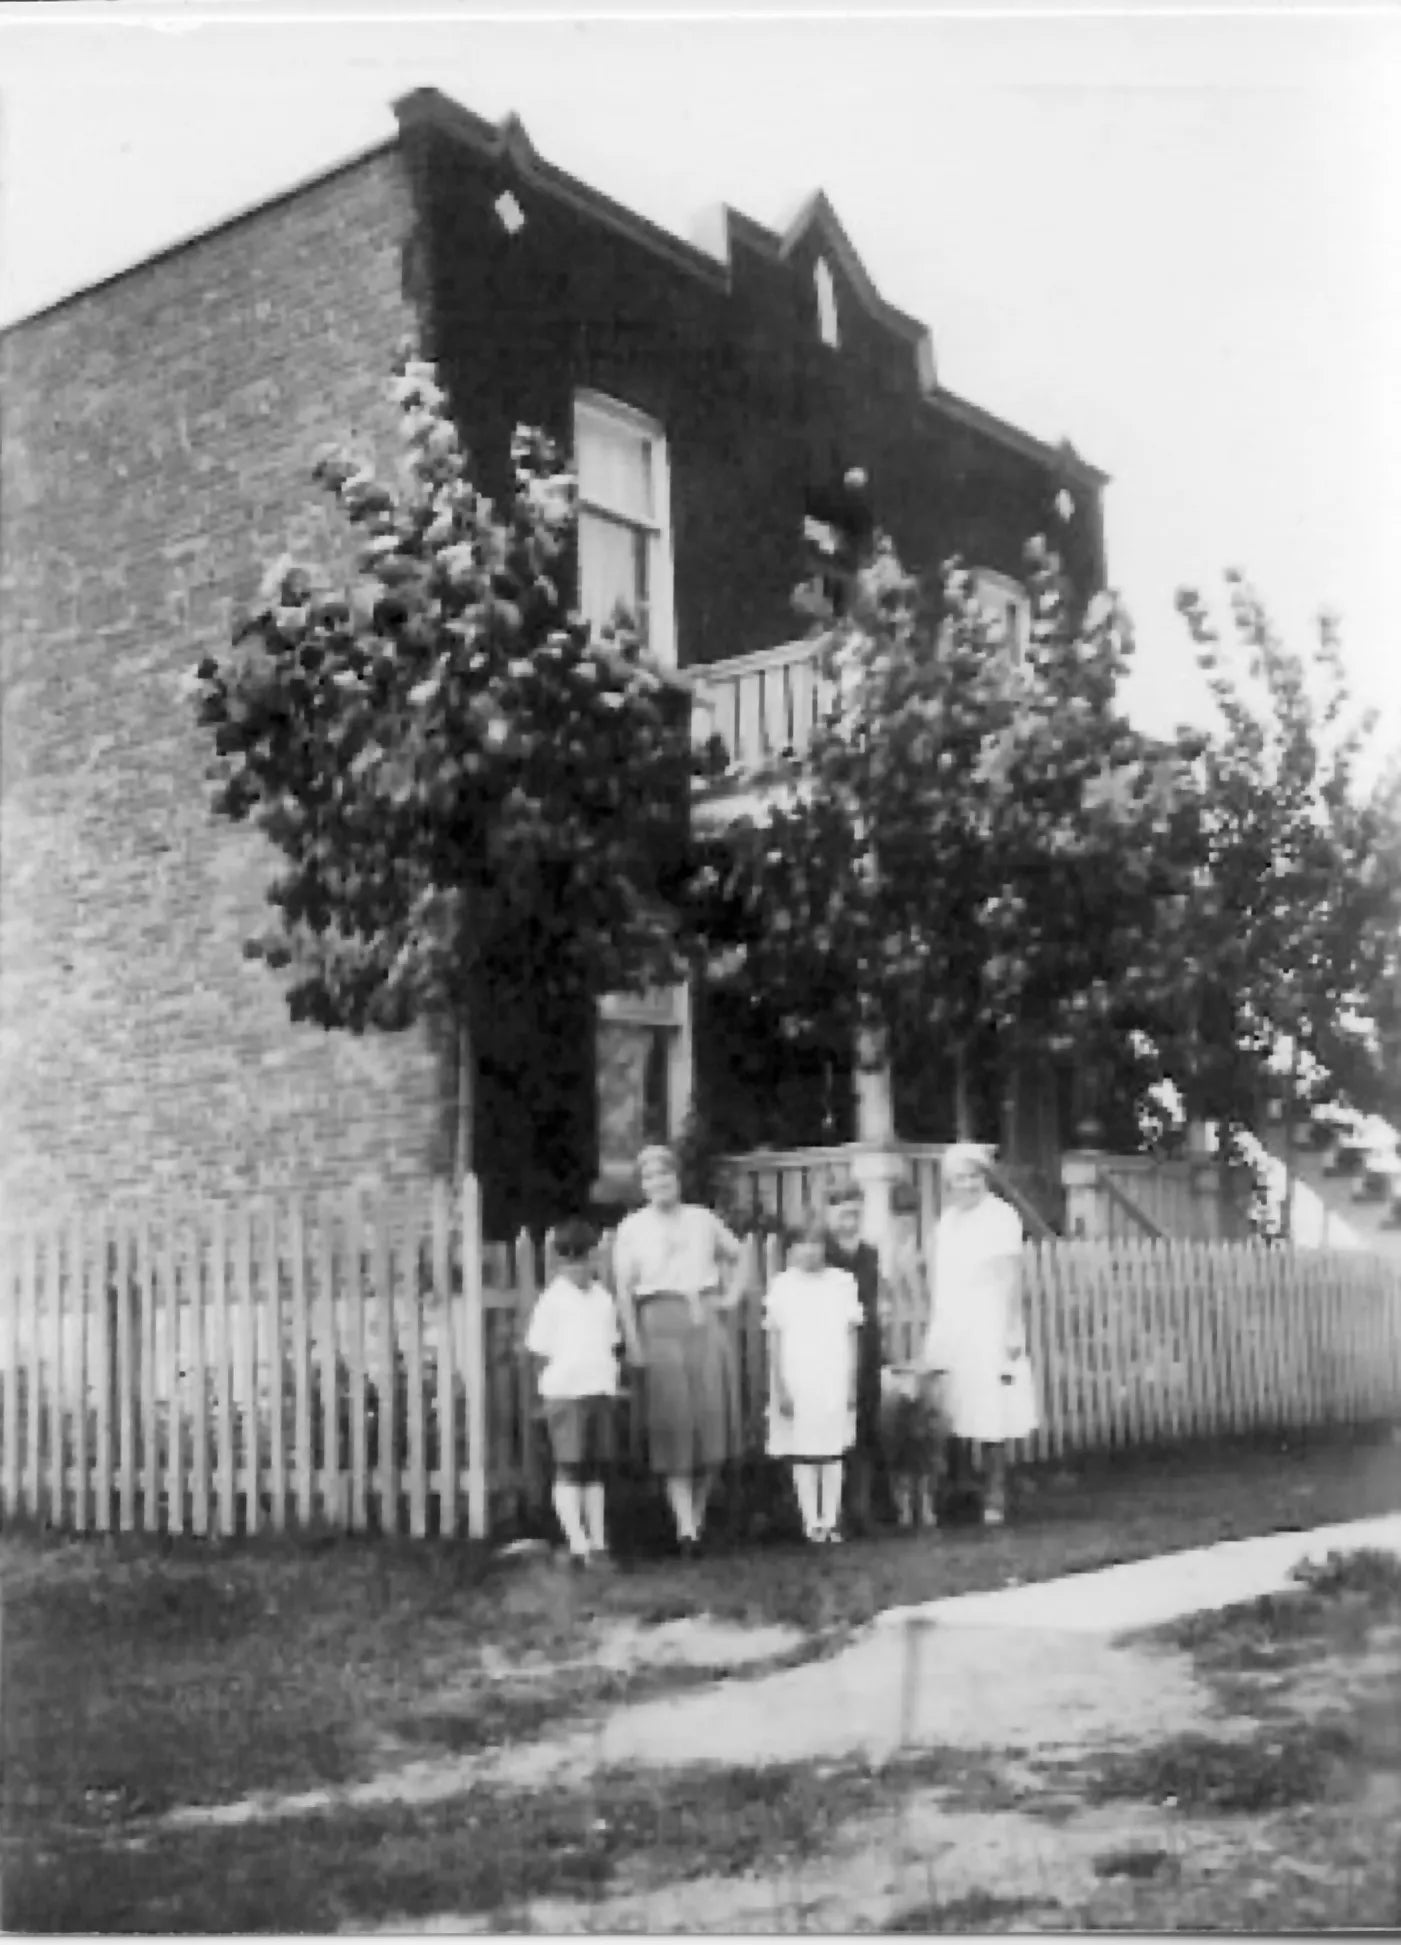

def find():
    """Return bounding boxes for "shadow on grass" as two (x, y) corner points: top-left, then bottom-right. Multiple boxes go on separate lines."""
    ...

(6, 1746), (1019, 1934)
(886, 1889), (1047, 1932)
(8, 1750), (1004, 1929)
(1082, 1721), (1363, 1815)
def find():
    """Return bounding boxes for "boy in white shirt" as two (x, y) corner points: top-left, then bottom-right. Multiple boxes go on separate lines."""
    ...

(525, 1219), (622, 1566)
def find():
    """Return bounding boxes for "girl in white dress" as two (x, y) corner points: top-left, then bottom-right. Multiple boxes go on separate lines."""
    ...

(764, 1209), (864, 1544)
(922, 1143), (1039, 1525)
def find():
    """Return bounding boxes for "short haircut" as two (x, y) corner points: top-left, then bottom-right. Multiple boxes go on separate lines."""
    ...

(636, 1143), (679, 1177)
(890, 1181), (921, 1215)
(829, 1180), (864, 1207)
(553, 1218), (599, 1262)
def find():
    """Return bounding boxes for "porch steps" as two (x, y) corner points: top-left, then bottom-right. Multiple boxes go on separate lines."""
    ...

(1258, 1097), (1401, 1263)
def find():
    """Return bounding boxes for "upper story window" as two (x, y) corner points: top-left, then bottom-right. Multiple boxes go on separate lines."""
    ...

(969, 567), (1031, 663)
(814, 257), (840, 349)
(574, 391), (676, 668)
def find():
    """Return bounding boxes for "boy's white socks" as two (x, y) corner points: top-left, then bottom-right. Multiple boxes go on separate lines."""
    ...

(552, 1479), (590, 1555)
(819, 1460), (844, 1533)
(793, 1462), (821, 1536)
(582, 1481), (608, 1554)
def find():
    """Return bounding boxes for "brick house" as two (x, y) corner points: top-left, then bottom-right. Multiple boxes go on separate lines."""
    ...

(0, 86), (1108, 1234)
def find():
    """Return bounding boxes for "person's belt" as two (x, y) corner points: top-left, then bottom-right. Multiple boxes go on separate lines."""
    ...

(634, 1287), (721, 1307)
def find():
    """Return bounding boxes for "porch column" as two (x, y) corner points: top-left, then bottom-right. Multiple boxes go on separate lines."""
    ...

(851, 1028), (905, 1272)
(1061, 1151), (1102, 1240)
(666, 976), (695, 1142)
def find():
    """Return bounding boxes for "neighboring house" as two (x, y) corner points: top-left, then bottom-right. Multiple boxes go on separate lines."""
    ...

(0, 86), (1107, 1231)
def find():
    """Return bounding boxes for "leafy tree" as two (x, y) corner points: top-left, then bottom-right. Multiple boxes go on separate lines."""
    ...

(192, 349), (694, 1223)
(1161, 577), (1401, 1201)
(695, 520), (1207, 1154)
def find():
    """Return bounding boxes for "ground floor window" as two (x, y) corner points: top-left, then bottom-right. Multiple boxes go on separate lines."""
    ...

(594, 987), (690, 1199)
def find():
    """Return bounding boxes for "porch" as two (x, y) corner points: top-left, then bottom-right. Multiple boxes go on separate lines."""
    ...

(720, 1141), (1256, 1256)
(690, 637), (830, 776)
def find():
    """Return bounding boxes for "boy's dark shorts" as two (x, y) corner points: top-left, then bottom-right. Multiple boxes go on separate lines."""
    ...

(544, 1395), (617, 1482)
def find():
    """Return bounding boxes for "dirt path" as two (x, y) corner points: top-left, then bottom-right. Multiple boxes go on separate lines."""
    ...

(153, 1522), (1401, 1931)
(168, 1610), (1220, 1829)
(338, 1622), (1242, 1934)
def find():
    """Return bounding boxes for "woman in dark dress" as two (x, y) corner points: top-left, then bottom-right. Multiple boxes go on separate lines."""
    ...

(825, 1182), (885, 1534)
(613, 1144), (747, 1555)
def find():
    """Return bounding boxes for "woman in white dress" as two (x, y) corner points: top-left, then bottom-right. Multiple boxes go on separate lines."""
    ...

(764, 1209), (864, 1544)
(922, 1143), (1038, 1525)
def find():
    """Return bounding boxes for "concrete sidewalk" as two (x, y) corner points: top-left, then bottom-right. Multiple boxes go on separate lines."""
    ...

(170, 1511), (1401, 1833)
(877, 1511), (1401, 1638)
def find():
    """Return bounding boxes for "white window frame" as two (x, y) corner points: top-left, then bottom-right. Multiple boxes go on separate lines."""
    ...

(815, 256), (840, 348)
(969, 567), (1031, 664)
(573, 389), (677, 670)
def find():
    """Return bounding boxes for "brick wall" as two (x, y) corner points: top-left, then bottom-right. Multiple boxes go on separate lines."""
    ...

(0, 145), (452, 1218)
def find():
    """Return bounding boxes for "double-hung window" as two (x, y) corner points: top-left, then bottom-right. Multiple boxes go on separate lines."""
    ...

(574, 391), (676, 667)
(969, 567), (1031, 663)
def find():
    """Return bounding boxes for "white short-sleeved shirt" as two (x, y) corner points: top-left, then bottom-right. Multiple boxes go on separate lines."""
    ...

(525, 1276), (621, 1400)
(932, 1193), (1023, 1310)
(613, 1203), (741, 1299)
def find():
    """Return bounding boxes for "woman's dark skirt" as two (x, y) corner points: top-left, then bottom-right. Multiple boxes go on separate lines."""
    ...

(635, 1293), (741, 1476)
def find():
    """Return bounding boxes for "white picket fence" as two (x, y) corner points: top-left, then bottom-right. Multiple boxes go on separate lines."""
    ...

(0, 1178), (503, 1540)
(2, 1180), (1399, 1540)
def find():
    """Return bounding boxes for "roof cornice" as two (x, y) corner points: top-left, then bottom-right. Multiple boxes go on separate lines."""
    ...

(924, 387), (1111, 490)
(1, 83), (1108, 497)
(394, 88), (730, 291)
(396, 88), (1106, 490)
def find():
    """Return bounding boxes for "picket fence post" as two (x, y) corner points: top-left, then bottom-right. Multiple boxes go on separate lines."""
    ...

(431, 1179), (457, 1539)
(289, 1197), (313, 1532)
(2, 1230), (19, 1522)
(403, 1190), (427, 1542)
(515, 1226), (543, 1520)
(461, 1173), (488, 1540)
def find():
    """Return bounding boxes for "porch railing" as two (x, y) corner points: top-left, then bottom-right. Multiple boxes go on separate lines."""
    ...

(720, 1142), (1060, 1248)
(691, 637), (833, 777)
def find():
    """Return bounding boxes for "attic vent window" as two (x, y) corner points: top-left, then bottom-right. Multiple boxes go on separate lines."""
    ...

(815, 256), (840, 348)
(494, 190), (525, 235)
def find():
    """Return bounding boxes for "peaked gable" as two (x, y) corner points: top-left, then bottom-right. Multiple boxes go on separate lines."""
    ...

(776, 189), (937, 383)
(393, 89), (1105, 490)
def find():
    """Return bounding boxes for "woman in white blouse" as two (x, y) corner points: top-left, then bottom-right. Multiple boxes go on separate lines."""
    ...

(612, 1144), (747, 1556)
(922, 1143), (1038, 1525)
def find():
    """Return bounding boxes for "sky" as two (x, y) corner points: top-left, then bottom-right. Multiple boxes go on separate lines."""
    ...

(2, 2), (1398, 746)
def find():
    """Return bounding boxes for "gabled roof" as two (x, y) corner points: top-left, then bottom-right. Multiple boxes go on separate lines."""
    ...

(2, 84), (1107, 492)
(395, 88), (1107, 490)
(776, 189), (935, 376)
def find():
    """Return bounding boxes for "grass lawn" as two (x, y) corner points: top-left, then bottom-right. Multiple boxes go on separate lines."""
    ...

(4, 1424), (1399, 1932)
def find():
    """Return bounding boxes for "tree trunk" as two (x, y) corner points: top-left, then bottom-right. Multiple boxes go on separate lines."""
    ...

(1000, 1043), (1020, 1164)
(455, 1006), (475, 1182)
(953, 1042), (973, 1142)
(1278, 1034), (1302, 1242)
